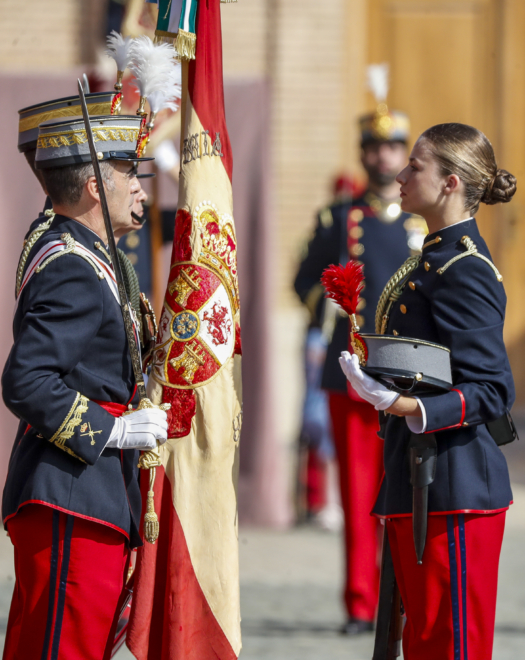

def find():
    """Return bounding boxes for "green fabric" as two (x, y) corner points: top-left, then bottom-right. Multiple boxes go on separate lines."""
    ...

(179, 0), (197, 34)
(117, 248), (141, 327)
(156, 0), (183, 36)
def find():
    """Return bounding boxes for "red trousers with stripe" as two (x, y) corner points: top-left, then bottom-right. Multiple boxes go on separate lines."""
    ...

(387, 512), (506, 660)
(3, 504), (129, 660)
(329, 392), (383, 621)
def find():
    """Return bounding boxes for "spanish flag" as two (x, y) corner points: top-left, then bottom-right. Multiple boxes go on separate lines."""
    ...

(126, 0), (242, 657)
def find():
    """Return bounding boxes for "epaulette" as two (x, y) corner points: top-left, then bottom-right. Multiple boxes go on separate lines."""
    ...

(36, 233), (105, 279)
(319, 207), (333, 228)
(16, 209), (55, 297)
(437, 236), (503, 282)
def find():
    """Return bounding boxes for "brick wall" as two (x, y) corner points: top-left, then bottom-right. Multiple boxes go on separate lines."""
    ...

(222, 0), (367, 307)
(0, 0), (365, 307)
(0, 0), (106, 70)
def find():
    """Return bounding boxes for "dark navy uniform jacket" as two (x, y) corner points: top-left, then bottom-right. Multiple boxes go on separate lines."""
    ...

(294, 193), (423, 392)
(2, 214), (142, 547)
(373, 219), (514, 517)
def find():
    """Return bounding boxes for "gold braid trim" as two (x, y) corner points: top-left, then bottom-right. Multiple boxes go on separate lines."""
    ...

(35, 235), (105, 280)
(36, 232), (75, 272)
(437, 236), (503, 282)
(16, 210), (55, 297)
(49, 393), (89, 463)
(375, 255), (421, 334)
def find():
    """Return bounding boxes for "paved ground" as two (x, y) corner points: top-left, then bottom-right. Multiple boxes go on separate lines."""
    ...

(0, 485), (523, 659)
(1, 437), (525, 658)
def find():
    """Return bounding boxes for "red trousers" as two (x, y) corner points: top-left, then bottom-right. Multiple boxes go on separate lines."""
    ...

(387, 512), (506, 660)
(3, 504), (129, 660)
(329, 392), (383, 621)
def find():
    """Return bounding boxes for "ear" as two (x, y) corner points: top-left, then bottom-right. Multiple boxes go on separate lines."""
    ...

(85, 176), (100, 203)
(443, 174), (462, 195)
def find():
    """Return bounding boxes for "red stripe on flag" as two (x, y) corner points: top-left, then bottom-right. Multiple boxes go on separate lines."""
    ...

(127, 466), (237, 660)
(188, 0), (233, 182)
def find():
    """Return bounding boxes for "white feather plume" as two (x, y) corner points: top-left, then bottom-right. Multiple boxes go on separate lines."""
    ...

(106, 31), (134, 72)
(147, 66), (182, 114)
(367, 63), (389, 103)
(129, 36), (178, 99)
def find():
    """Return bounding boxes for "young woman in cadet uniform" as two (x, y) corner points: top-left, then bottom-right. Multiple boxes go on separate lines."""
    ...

(339, 123), (517, 659)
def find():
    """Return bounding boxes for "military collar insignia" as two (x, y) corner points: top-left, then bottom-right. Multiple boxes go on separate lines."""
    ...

(422, 236), (442, 250)
(422, 218), (477, 254)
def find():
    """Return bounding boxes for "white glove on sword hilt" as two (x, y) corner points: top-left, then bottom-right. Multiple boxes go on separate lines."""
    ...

(106, 407), (169, 451)
(339, 351), (400, 411)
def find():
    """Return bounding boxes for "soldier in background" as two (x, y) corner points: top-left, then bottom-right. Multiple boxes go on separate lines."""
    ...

(294, 95), (426, 633)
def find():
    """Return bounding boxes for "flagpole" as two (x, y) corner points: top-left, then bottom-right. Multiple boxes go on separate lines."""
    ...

(148, 163), (165, 318)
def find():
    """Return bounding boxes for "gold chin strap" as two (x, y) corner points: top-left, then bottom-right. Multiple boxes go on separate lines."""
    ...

(375, 255), (421, 334)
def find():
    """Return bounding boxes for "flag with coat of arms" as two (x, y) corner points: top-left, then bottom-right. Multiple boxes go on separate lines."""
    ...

(127, 0), (242, 658)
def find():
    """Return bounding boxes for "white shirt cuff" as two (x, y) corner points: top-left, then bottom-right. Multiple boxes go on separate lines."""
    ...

(405, 397), (427, 434)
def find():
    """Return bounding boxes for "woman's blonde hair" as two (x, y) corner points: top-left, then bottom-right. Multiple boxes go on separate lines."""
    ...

(421, 123), (516, 214)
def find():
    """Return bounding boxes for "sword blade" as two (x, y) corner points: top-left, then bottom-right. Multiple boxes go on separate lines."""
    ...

(77, 80), (146, 400)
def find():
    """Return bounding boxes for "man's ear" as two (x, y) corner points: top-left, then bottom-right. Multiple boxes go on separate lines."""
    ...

(85, 176), (100, 203)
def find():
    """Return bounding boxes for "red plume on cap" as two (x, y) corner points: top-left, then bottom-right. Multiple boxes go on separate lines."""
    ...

(321, 261), (365, 316)
(321, 261), (368, 365)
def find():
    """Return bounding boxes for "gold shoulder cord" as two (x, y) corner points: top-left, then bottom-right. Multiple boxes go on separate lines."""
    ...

(36, 234), (105, 280)
(16, 209), (55, 297)
(375, 255), (421, 334)
(437, 236), (503, 282)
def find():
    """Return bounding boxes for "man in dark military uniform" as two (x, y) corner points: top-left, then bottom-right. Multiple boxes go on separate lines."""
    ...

(17, 94), (156, 364)
(2, 114), (168, 660)
(295, 106), (426, 634)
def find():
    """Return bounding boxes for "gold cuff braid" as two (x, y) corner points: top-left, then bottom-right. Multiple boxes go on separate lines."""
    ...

(49, 393), (89, 462)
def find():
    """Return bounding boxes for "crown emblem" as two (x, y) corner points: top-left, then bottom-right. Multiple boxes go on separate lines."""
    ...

(194, 202), (239, 310)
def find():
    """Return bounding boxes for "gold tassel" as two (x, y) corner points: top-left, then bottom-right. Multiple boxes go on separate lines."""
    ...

(154, 31), (177, 46)
(143, 467), (160, 543)
(176, 29), (196, 60)
(126, 398), (171, 544)
(137, 446), (162, 543)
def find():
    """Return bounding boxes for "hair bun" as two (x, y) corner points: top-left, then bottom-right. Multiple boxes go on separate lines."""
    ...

(481, 168), (517, 205)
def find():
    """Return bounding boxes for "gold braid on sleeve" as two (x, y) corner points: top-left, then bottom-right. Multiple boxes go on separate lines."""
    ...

(375, 255), (421, 335)
(48, 392), (89, 462)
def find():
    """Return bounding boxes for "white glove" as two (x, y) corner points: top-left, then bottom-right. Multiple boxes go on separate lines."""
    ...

(339, 352), (400, 411)
(106, 408), (168, 451)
